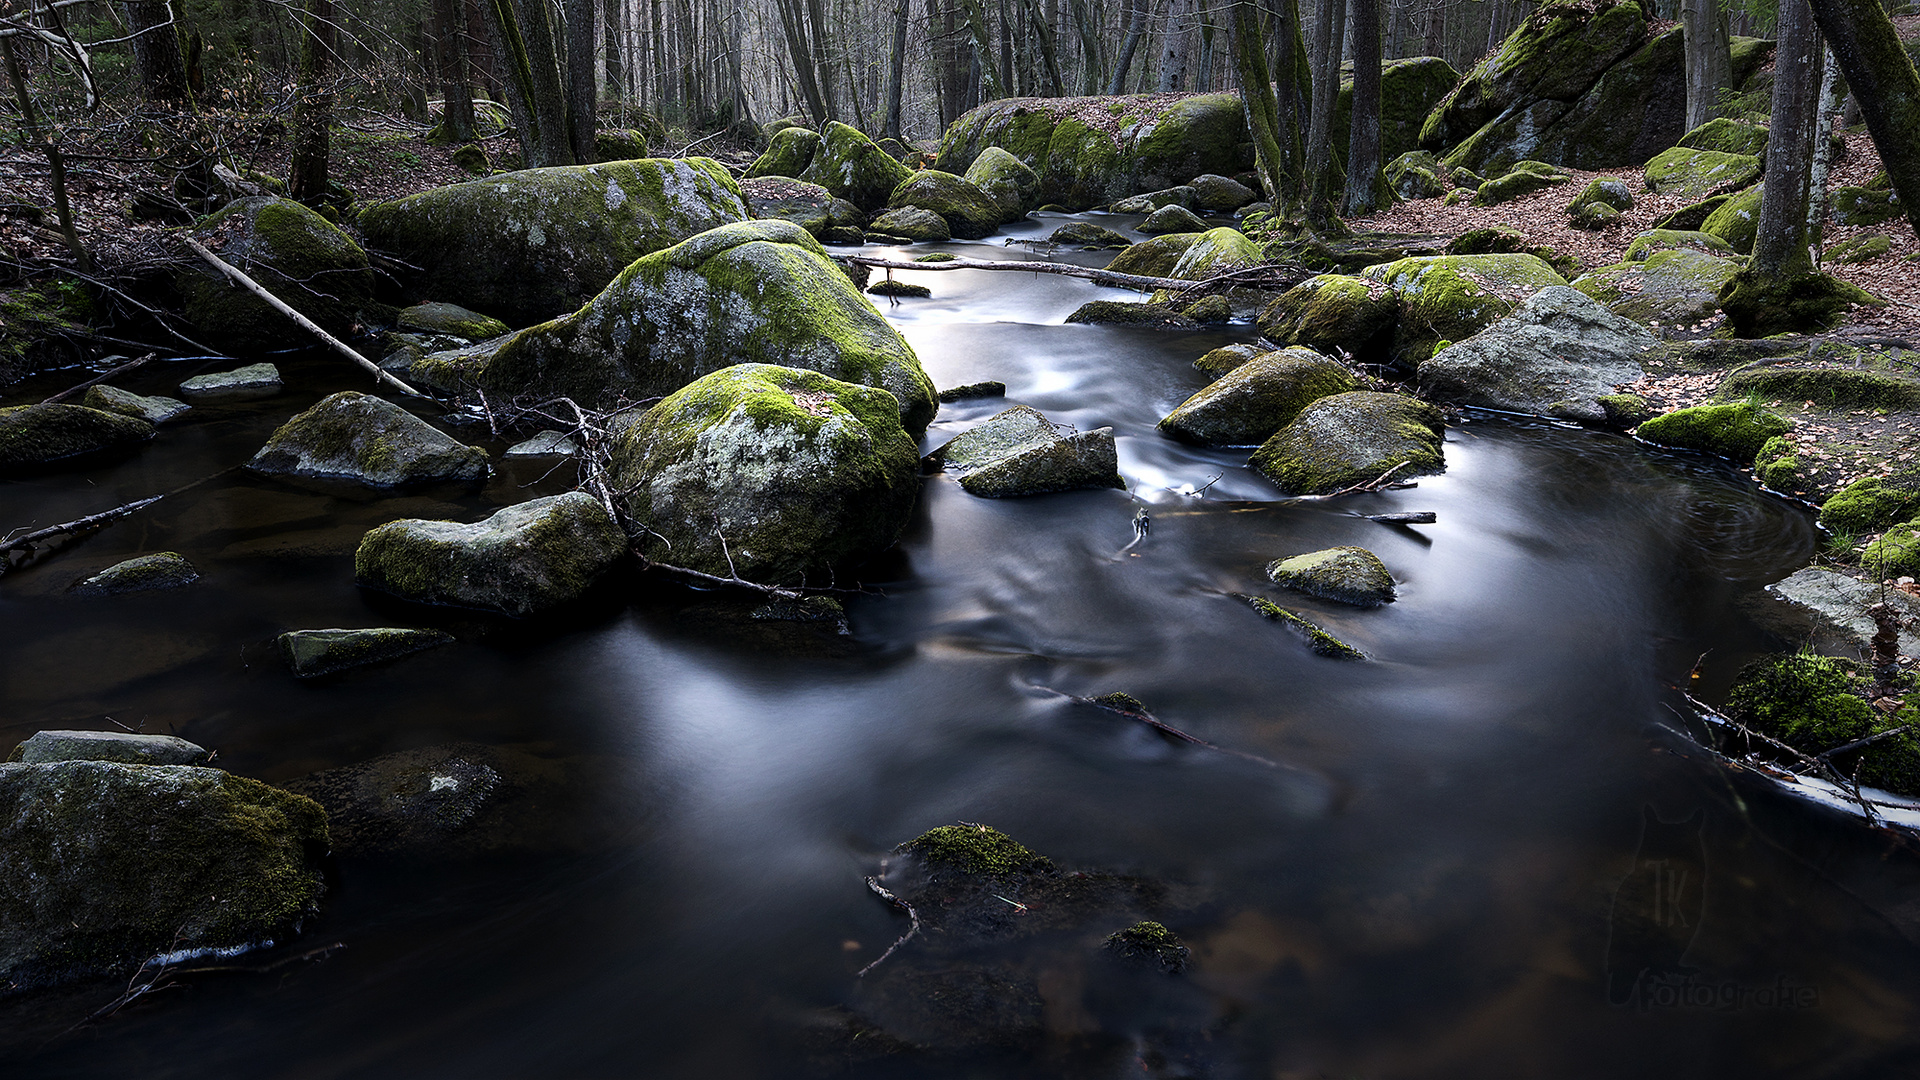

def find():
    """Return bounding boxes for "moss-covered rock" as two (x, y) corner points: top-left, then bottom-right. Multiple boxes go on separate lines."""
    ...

(1570, 249), (1741, 330)
(1360, 253), (1570, 367)
(1159, 348), (1356, 446)
(1139, 203), (1209, 235)
(1446, 226), (1528, 256)
(9, 730), (209, 766)
(0, 278), (97, 387)
(1250, 390), (1445, 493)
(1103, 920), (1190, 973)
(1063, 299), (1194, 327)
(354, 492), (628, 616)
(1700, 185), (1762, 253)
(1049, 221), (1132, 248)
(1182, 294), (1232, 323)
(1189, 173), (1256, 211)
(449, 143), (489, 175)
(1864, 521), (1920, 579)
(1169, 226), (1262, 280)
(460, 220), (936, 433)
(1193, 342), (1269, 378)
(1266, 545), (1395, 606)
(1258, 274), (1400, 362)
(249, 391), (489, 488)
(1718, 366), (1920, 411)
(931, 403), (1125, 497)
(1830, 234), (1892, 263)
(1717, 268), (1879, 337)
(905, 822), (1053, 876)
(1570, 201), (1624, 230)
(888, 170), (1003, 238)
(802, 121), (915, 210)
(868, 280), (933, 299)
(1820, 476), (1920, 534)
(1677, 117), (1769, 157)
(1384, 150), (1446, 200)
(1623, 229), (1734, 261)
(1569, 176), (1635, 217)
(177, 196), (373, 348)
(963, 146), (1040, 219)
(1635, 400), (1791, 460)
(1658, 193), (1733, 232)
(1475, 169), (1565, 205)
(1111, 185), (1198, 213)
(867, 206), (951, 242)
(1239, 594), (1366, 658)
(81, 384), (189, 424)
(1725, 653), (1920, 795)
(1333, 55), (1460, 166)
(0, 760), (328, 991)
(178, 362), (283, 400)
(1753, 434), (1803, 489)
(1106, 232), (1203, 276)
(608, 364), (918, 584)
(1597, 392), (1654, 427)
(277, 627), (454, 677)
(358, 158), (747, 326)
(745, 126), (822, 179)
(739, 175), (836, 235)
(1642, 147), (1762, 202)
(1419, 285), (1654, 421)
(397, 301), (509, 341)
(70, 552), (198, 595)
(1831, 186), (1905, 227)
(0, 403), (154, 474)
(1491, 25), (1687, 171)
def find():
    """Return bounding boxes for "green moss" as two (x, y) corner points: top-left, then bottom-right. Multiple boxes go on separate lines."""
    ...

(1832, 186), (1905, 227)
(1623, 229), (1734, 261)
(1720, 367), (1920, 410)
(914, 252), (958, 263)
(1596, 393), (1654, 427)
(0, 403), (155, 472)
(1820, 476), (1920, 534)
(1265, 545), (1395, 606)
(1475, 170), (1563, 205)
(1091, 691), (1146, 713)
(0, 278), (94, 383)
(1421, 0), (1648, 149)
(1446, 227), (1528, 255)
(1830, 235), (1893, 263)
(1642, 147), (1763, 201)
(1257, 274), (1398, 361)
(1635, 400), (1791, 460)
(1107, 233), (1203, 277)
(1240, 594), (1366, 659)
(905, 823), (1053, 876)
(1699, 185), (1762, 254)
(1718, 268), (1880, 337)
(1361, 253), (1569, 367)
(868, 280), (932, 298)
(179, 197), (373, 347)
(1250, 391), (1446, 494)
(889, 170), (1003, 239)
(1159, 349), (1356, 446)
(1752, 435), (1801, 489)
(1677, 117), (1769, 157)
(1725, 653), (1920, 794)
(1103, 920), (1190, 972)
(1169, 226), (1263, 280)
(1863, 519), (1920, 578)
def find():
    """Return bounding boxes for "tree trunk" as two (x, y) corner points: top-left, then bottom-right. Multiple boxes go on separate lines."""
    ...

(1067, 0), (1104, 93)
(1680, 0), (1731, 131)
(885, 0), (909, 135)
(1303, 0), (1348, 231)
(1751, 0), (1820, 279)
(1196, 0), (1218, 90)
(121, 0), (191, 102)
(434, 0), (479, 140)
(1807, 43), (1843, 256)
(1231, 0), (1298, 213)
(1159, 0), (1195, 90)
(961, 0), (1011, 99)
(479, 0), (576, 167)
(1020, 0), (1067, 96)
(998, 0), (1016, 94)
(565, 0), (598, 161)
(803, 0), (840, 120)
(1806, 0), (1920, 238)
(1109, 0), (1149, 94)
(774, 0), (829, 123)
(1342, 0), (1386, 214)
(3, 36), (91, 271)
(1421, 0), (1442, 59)
(288, 0), (334, 203)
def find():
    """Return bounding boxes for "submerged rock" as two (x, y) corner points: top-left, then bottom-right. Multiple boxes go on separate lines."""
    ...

(71, 552), (199, 595)
(931, 403), (1125, 497)
(396, 301), (509, 341)
(277, 627), (454, 677)
(176, 196), (372, 348)
(937, 380), (1007, 402)
(1063, 299), (1195, 327)
(82, 384), (190, 424)
(179, 362), (283, 400)
(1158, 347), (1355, 446)
(1266, 546), (1395, 606)
(1239, 594), (1366, 659)
(249, 392), (488, 489)
(1258, 274), (1401, 361)
(503, 430), (579, 457)
(354, 492), (628, 617)
(1048, 221), (1132, 248)
(8, 729), (210, 766)
(608, 364), (920, 586)
(1418, 285), (1654, 421)
(0, 403), (154, 473)
(1249, 391), (1445, 494)
(0, 760), (328, 991)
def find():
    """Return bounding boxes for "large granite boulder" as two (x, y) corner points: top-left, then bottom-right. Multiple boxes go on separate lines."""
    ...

(1642, 146), (1763, 202)
(1333, 56), (1460, 166)
(745, 126), (822, 179)
(739, 176), (837, 235)
(1106, 233), (1204, 277)
(801, 121), (914, 210)
(930, 403), (1125, 497)
(1159, 348), (1356, 446)
(1571, 249), (1742, 330)
(963, 146), (1041, 219)
(176, 197), (371, 348)
(1258, 275), (1402, 362)
(1700, 184), (1764, 253)
(357, 158), (748, 326)
(607, 364), (920, 586)
(0, 760), (328, 991)
(354, 492), (628, 616)
(888, 171), (1004, 239)
(1418, 285), (1654, 421)
(1250, 391), (1445, 494)
(418, 221), (937, 434)
(249, 391), (488, 488)
(1169, 226), (1263, 280)
(0, 403), (153, 474)
(1360, 253), (1569, 367)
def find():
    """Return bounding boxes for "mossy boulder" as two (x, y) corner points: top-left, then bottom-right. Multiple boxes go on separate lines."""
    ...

(1249, 390), (1445, 494)
(1106, 233), (1203, 277)
(1049, 221), (1133, 248)
(1569, 176), (1635, 217)
(1169, 226), (1262, 280)
(1725, 653), (1920, 795)
(1717, 269), (1879, 337)
(868, 207), (951, 242)
(1700, 185), (1762, 253)
(963, 146), (1041, 219)
(1831, 186), (1905, 227)
(0, 403), (154, 474)
(1193, 342), (1269, 378)
(1820, 476), (1920, 534)
(249, 391), (489, 488)
(1570, 249), (1741, 330)
(449, 143), (488, 175)
(1266, 545), (1395, 606)
(1064, 300), (1194, 327)
(1658, 193), (1733, 232)
(1830, 234), (1892, 263)
(277, 627), (454, 677)
(1419, 285), (1654, 422)
(354, 492), (628, 617)
(1635, 400), (1791, 460)
(1159, 347), (1356, 446)
(397, 301), (509, 341)
(607, 364), (920, 585)
(1189, 173), (1256, 211)
(1677, 117), (1769, 157)
(177, 196), (373, 348)
(0, 760), (328, 992)
(179, 362), (283, 400)
(1446, 226), (1528, 256)
(1384, 150), (1445, 200)
(1864, 521), (1920, 580)
(1571, 202), (1624, 230)
(452, 220), (936, 433)
(1717, 367), (1920, 411)
(1258, 274), (1400, 362)
(906, 822), (1053, 876)
(1490, 24), (1687, 171)
(1139, 204), (1209, 235)
(930, 403), (1125, 497)
(1360, 253), (1570, 367)
(1474, 169), (1565, 205)
(1753, 434), (1803, 489)
(1104, 921), (1190, 973)
(9, 730), (209, 766)
(0, 279), (98, 387)
(71, 552), (198, 595)
(1623, 229), (1734, 261)
(1111, 185), (1198, 213)
(1642, 147), (1762, 202)
(358, 158), (747, 326)
(592, 127), (651, 162)
(81, 384), (189, 424)
(1333, 55), (1461, 166)
(745, 126), (822, 179)
(801, 121), (915, 210)
(739, 176), (837, 235)
(888, 170), (1003, 238)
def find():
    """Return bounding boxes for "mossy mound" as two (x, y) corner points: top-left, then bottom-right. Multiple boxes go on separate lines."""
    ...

(745, 126), (822, 179)
(801, 121), (914, 210)
(1063, 300), (1194, 327)
(177, 196), (372, 348)
(903, 823), (1054, 876)
(1475, 169), (1564, 205)
(354, 492), (628, 617)
(739, 176), (837, 236)
(1193, 342), (1268, 378)
(1570, 202), (1624, 230)
(466, 220), (936, 433)
(0, 278), (96, 387)
(1725, 653), (1920, 795)
(1677, 117), (1769, 158)
(1830, 235), (1892, 264)
(1159, 348), (1356, 446)
(1699, 185), (1763, 254)
(1864, 520), (1920, 579)
(888, 170), (1003, 239)
(1239, 595), (1366, 658)
(397, 301), (509, 341)
(1103, 920), (1190, 973)
(1635, 400), (1791, 460)
(1831, 186), (1905, 228)
(1169, 226), (1262, 280)
(1571, 249), (1741, 330)
(1623, 229), (1733, 261)
(963, 146), (1040, 220)
(868, 280), (933, 298)
(1720, 367), (1920, 411)
(1258, 274), (1400, 362)
(1360, 253), (1569, 367)
(1139, 203), (1209, 235)
(1384, 150), (1446, 200)
(1446, 226), (1528, 256)
(1718, 269), (1879, 338)
(359, 158), (747, 326)
(1049, 221), (1132, 248)
(1266, 545), (1395, 606)
(1752, 435), (1802, 489)
(1820, 476), (1920, 535)
(0, 760), (328, 991)
(0, 403), (154, 474)
(1657, 193), (1733, 232)
(1250, 390), (1445, 494)
(867, 207), (950, 242)
(1106, 232), (1203, 277)
(249, 391), (488, 488)
(608, 364), (919, 585)
(1642, 147), (1762, 202)
(592, 127), (651, 162)
(80, 385), (189, 424)
(277, 627), (453, 677)
(70, 552), (198, 595)
(1189, 173), (1257, 211)
(449, 143), (488, 174)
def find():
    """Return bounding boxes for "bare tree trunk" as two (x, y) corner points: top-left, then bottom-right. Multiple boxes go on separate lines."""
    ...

(565, 0), (599, 161)
(1019, 0), (1067, 95)
(1159, 0), (1195, 90)
(121, 0), (191, 102)
(479, 0), (576, 167)
(1342, 0), (1385, 214)
(1751, 0), (1820, 280)
(1302, 0), (1347, 231)
(1109, 0), (1149, 94)
(1806, 43), (1843, 257)
(885, 0), (909, 135)
(1680, 0), (1731, 131)
(774, 0), (829, 122)
(434, 0), (479, 140)
(1231, 0), (1298, 213)
(288, 0), (334, 203)
(803, 0), (840, 119)
(1806, 0), (1920, 238)
(1420, 0), (1442, 58)
(3, 36), (91, 270)
(1067, 0), (1104, 93)
(998, 0), (1016, 93)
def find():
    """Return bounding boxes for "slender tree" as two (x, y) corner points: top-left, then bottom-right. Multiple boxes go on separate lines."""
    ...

(565, 0), (599, 162)
(1805, 0), (1920, 237)
(1109, 0), (1149, 94)
(1750, 0), (1821, 281)
(120, 0), (191, 102)
(287, 0), (335, 203)
(479, 0), (575, 167)
(1160, 0), (1195, 90)
(431, 0), (478, 141)
(1300, 0), (1347, 232)
(1342, 0), (1388, 214)
(1680, 0), (1731, 131)
(1230, 0), (1297, 213)
(884, 0), (909, 134)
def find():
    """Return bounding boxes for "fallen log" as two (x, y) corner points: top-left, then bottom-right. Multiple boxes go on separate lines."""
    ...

(847, 255), (1310, 296)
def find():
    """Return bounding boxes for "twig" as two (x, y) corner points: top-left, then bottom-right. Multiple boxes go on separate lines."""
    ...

(1681, 692), (1882, 825)
(858, 876), (922, 978)
(41, 353), (151, 404)
(0, 493), (163, 557)
(1038, 685), (1279, 768)
(849, 254), (1195, 294)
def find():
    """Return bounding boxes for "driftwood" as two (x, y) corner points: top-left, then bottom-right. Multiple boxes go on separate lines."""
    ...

(1036, 685), (1280, 769)
(0, 493), (165, 562)
(182, 235), (424, 398)
(1365, 511), (1436, 524)
(849, 255), (1310, 297)
(42, 353), (151, 404)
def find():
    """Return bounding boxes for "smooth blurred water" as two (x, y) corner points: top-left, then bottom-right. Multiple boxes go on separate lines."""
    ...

(8, 217), (1920, 1079)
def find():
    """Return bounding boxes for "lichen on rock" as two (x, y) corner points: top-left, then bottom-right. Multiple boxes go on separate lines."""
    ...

(1360, 253), (1569, 367)
(931, 403), (1126, 497)
(177, 196), (372, 348)
(0, 403), (154, 474)
(249, 391), (489, 488)
(888, 170), (1004, 238)
(71, 552), (198, 595)
(1159, 348), (1356, 446)
(802, 121), (914, 210)
(1266, 545), (1396, 606)
(1249, 390), (1445, 494)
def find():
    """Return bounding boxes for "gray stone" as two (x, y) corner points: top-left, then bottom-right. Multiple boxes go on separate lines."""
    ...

(0, 404), (155, 473)
(739, 175), (836, 235)
(1189, 173), (1256, 212)
(1759, 568), (1920, 659)
(1250, 391), (1446, 494)
(278, 627), (454, 677)
(396, 301), (509, 341)
(868, 206), (952, 242)
(504, 430), (579, 456)
(1111, 185), (1197, 213)
(249, 391), (488, 488)
(1570, 249), (1741, 331)
(354, 492), (629, 617)
(1158, 348), (1356, 446)
(1418, 286), (1653, 422)
(71, 552), (199, 594)
(1138, 204), (1209, 235)
(179, 363), (283, 400)
(1048, 222), (1133, 248)
(931, 404), (1125, 498)
(8, 729), (209, 766)
(938, 380), (1008, 402)
(81, 385), (190, 424)
(1266, 546), (1395, 606)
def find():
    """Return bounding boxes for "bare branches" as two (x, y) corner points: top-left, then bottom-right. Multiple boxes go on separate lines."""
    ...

(41, 353), (151, 404)
(858, 876), (922, 977)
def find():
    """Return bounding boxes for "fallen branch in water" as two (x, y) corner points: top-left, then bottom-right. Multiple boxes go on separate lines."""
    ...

(1364, 511), (1435, 524)
(183, 235), (424, 398)
(41, 352), (151, 404)
(1680, 691), (1884, 825)
(1037, 685), (1279, 768)
(858, 876), (923, 978)
(0, 467), (234, 575)
(848, 254), (1308, 297)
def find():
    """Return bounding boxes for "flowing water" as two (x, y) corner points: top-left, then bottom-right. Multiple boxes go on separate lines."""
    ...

(8, 214), (1920, 1078)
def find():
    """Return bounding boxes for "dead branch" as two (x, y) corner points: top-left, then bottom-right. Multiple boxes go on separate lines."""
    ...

(182, 235), (424, 398)
(41, 353), (151, 404)
(1681, 691), (1882, 825)
(858, 876), (923, 978)
(0, 493), (164, 561)
(1365, 511), (1435, 524)
(1037, 685), (1280, 768)
(849, 254), (1193, 294)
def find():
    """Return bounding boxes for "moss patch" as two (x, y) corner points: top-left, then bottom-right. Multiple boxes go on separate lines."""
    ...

(905, 823), (1053, 876)
(1239, 594), (1365, 659)
(1636, 400), (1791, 460)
